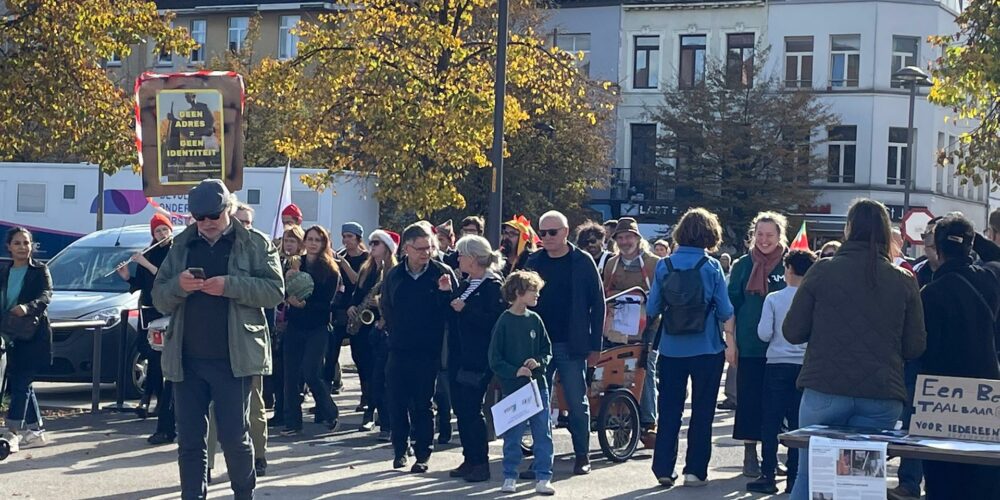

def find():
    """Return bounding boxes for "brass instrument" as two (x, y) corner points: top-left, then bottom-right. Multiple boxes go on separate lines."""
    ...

(347, 271), (382, 335)
(103, 236), (172, 278)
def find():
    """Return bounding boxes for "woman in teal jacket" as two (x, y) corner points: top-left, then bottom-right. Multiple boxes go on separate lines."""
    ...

(728, 212), (788, 478)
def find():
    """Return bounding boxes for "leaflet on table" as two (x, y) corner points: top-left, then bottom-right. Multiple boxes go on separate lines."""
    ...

(809, 436), (888, 500)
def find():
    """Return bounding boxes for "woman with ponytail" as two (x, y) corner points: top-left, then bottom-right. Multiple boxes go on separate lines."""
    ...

(727, 211), (789, 477)
(447, 235), (507, 483)
(783, 199), (925, 500)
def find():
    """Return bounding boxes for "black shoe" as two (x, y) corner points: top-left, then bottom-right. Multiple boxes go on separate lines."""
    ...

(464, 464), (490, 483)
(147, 432), (175, 445)
(438, 434), (452, 445)
(775, 463), (788, 477)
(574, 455), (591, 475)
(746, 476), (779, 494)
(519, 468), (536, 480)
(378, 431), (391, 442)
(355, 405), (367, 413)
(449, 462), (472, 478)
(716, 399), (737, 411)
(267, 417), (285, 428)
(280, 427), (302, 437)
(411, 461), (429, 473)
(324, 419), (340, 432)
(331, 383), (343, 395)
(136, 403), (149, 420)
(255, 458), (267, 477)
(657, 476), (675, 488)
(393, 456), (408, 469)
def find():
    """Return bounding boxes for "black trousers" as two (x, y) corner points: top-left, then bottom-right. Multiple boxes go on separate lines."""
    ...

(263, 335), (283, 413)
(283, 327), (339, 429)
(450, 369), (492, 466)
(350, 329), (374, 406)
(324, 324), (345, 389)
(388, 352), (438, 462)
(369, 328), (391, 431)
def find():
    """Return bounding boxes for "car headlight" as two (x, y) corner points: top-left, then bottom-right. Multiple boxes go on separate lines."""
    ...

(84, 307), (123, 329)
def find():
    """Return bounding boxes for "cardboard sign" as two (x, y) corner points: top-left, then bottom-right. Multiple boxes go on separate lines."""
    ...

(135, 71), (245, 196)
(910, 375), (1000, 443)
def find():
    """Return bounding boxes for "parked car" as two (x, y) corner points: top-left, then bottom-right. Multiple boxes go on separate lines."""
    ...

(39, 224), (178, 398)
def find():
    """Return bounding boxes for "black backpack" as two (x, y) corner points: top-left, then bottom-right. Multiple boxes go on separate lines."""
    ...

(660, 257), (710, 335)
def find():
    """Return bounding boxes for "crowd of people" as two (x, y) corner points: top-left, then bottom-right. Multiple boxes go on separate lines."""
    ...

(2, 177), (1000, 500)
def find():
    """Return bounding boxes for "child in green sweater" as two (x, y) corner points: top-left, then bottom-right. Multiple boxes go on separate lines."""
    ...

(488, 270), (555, 496)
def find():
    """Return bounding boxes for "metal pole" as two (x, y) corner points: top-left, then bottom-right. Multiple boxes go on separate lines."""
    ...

(487, 0), (509, 249)
(903, 83), (917, 215)
(96, 165), (105, 231)
(91, 324), (103, 414)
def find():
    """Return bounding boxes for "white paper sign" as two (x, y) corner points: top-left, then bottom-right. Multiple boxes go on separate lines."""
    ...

(809, 436), (888, 499)
(611, 301), (641, 337)
(491, 379), (544, 437)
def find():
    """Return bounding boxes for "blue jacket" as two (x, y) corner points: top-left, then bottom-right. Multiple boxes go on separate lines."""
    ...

(648, 246), (734, 357)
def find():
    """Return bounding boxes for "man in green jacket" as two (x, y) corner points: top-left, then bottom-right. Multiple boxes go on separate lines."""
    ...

(153, 179), (284, 500)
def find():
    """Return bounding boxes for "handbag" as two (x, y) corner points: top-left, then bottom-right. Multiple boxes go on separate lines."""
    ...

(456, 368), (487, 388)
(0, 288), (39, 341)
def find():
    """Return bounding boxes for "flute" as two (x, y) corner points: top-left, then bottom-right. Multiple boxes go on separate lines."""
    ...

(103, 236), (172, 278)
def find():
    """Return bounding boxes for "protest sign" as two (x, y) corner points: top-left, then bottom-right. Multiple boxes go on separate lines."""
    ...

(491, 379), (544, 437)
(910, 375), (1000, 443)
(135, 71), (245, 196)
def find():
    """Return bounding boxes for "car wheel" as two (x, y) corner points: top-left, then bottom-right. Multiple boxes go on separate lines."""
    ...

(119, 347), (147, 400)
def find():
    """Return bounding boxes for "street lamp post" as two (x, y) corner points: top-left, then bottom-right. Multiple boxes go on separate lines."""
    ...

(487, 0), (510, 249)
(891, 66), (932, 216)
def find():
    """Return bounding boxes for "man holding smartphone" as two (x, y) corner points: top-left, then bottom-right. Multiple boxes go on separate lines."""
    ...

(153, 179), (284, 500)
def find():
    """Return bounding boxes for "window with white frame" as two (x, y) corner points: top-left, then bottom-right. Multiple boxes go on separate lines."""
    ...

(830, 35), (860, 88)
(679, 34), (707, 89)
(279, 15), (300, 60)
(190, 19), (206, 64)
(107, 52), (122, 66)
(827, 126), (857, 183)
(633, 35), (659, 89)
(936, 132), (945, 193)
(726, 33), (755, 88)
(890, 36), (919, 88)
(887, 127), (910, 186)
(947, 134), (956, 195)
(553, 33), (591, 77)
(784, 36), (813, 89)
(156, 22), (174, 66)
(17, 183), (45, 213)
(228, 17), (249, 53)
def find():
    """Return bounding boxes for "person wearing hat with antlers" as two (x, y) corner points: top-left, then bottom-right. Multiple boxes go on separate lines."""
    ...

(602, 217), (661, 444)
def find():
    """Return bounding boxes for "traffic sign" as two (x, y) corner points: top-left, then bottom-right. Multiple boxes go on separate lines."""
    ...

(901, 207), (934, 245)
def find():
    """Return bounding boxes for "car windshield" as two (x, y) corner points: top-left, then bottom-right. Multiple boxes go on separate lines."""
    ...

(48, 246), (144, 293)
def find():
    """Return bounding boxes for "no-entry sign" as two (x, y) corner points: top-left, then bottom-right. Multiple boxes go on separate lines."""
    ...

(901, 207), (935, 245)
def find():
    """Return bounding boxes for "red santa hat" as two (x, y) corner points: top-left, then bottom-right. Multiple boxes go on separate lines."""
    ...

(281, 203), (303, 222)
(369, 229), (400, 255)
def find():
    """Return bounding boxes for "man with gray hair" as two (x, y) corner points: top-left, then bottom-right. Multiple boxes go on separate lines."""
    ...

(380, 222), (459, 473)
(525, 210), (605, 475)
(153, 179), (284, 499)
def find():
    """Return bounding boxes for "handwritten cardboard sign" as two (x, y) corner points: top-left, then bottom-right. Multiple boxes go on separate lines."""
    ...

(910, 375), (1000, 443)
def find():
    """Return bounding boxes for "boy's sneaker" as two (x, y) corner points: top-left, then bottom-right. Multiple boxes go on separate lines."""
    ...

(501, 478), (517, 493)
(746, 476), (779, 494)
(20, 429), (47, 448)
(535, 480), (556, 496)
(2, 432), (20, 453)
(683, 474), (707, 487)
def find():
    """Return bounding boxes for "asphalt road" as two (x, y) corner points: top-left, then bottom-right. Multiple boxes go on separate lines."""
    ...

(4, 351), (907, 499)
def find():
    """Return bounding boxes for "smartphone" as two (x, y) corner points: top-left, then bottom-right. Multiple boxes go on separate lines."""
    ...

(188, 267), (206, 279)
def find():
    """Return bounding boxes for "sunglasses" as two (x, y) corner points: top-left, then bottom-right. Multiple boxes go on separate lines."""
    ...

(194, 212), (222, 222)
(820, 252), (835, 258)
(370, 240), (382, 246)
(503, 230), (521, 238)
(538, 228), (563, 237)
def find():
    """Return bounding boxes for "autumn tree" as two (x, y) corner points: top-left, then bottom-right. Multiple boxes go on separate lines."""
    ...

(0, 0), (194, 173)
(648, 57), (837, 246)
(258, 0), (615, 217)
(929, 0), (1000, 182)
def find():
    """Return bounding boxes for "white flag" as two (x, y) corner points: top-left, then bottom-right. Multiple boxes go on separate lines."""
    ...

(271, 161), (293, 240)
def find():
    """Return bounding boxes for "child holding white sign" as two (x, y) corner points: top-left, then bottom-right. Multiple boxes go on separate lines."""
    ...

(488, 271), (555, 496)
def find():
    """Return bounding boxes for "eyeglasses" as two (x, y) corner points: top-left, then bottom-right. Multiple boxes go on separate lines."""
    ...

(370, 240), (382, 247)
(194, 212), (222, 222)
(409, 245), (432, 254)
(538, 228), (563, 237)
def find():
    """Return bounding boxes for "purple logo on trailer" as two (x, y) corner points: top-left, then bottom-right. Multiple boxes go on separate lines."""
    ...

(90, 190), (151, 215)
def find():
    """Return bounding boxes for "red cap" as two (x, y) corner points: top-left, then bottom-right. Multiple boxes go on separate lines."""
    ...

(150, 213), (173, 236)
(281, 203), (303, 221)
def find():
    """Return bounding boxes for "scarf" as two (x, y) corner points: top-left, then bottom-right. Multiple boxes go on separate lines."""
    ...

(746, 245), (785, 296)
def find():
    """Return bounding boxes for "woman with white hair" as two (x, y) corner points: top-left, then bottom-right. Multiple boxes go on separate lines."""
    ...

(448, 235), (507, 483)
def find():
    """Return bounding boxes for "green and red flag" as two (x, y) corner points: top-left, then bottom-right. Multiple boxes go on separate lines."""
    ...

(790, 221), (810, 251)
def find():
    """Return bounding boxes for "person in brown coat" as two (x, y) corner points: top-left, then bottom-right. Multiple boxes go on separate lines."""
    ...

(782, 199), (926, 500)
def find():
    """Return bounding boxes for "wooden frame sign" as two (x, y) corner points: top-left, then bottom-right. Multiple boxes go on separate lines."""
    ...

(910, 375), (1000, 443)
(135, 71), (245, 196)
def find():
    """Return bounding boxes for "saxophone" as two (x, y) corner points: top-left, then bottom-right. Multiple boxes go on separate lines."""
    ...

(347, 272), (381, 336)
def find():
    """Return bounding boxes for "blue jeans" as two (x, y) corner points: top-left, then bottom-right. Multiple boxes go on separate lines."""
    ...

(897, 360), (923, 495)
(502, 385), (553, 480)
(5, 368), (41, 429)
(174, 358), (255, 500)
(760, 364), (802, 481)
(790, 389), (903, 500)
(652, 351), (725, 480)
(545, 343), (590, 457)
